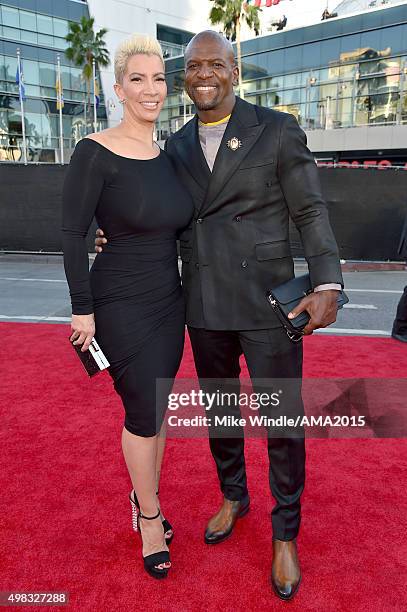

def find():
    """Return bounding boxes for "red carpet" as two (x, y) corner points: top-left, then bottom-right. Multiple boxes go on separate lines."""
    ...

(1, 322), (406, 611)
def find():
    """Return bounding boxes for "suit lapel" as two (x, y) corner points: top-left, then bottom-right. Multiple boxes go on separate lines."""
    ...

(172, 116), (211, 195)
(199, 97), (265, 215)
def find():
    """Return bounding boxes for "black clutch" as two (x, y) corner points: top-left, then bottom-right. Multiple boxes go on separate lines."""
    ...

(267, 274), (349, 341)
(71, 338), (110, 377)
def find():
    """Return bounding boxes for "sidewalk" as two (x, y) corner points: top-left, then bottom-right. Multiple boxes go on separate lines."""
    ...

(0, 251), (406, 271)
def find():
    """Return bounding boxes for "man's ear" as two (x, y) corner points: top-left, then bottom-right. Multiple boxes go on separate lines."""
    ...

(232, 64), (239, 86)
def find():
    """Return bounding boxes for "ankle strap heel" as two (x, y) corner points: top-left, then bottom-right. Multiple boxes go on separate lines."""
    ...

(137, 508), (171, 579)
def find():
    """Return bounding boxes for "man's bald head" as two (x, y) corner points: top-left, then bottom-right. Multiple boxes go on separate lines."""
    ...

(185, 31), (235, 65)
(183, 29), (239, 119)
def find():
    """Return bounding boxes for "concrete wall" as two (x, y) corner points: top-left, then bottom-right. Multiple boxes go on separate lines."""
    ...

(0, 164), (406, 258)
(87, 0), (212, 127)
(306, 124), (407, 154)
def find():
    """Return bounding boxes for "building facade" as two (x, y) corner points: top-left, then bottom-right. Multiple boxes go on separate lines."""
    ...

(0, 0), (211, 162)
(162, 2), (407, 167)
(0, 0), (110, 162)
(86, 0), (211, 127)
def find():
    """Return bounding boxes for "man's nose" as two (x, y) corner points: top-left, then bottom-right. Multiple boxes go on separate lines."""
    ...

(197, 65), (213, 79)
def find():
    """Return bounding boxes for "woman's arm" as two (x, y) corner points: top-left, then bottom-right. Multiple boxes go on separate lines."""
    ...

(61, 139), (105, 351)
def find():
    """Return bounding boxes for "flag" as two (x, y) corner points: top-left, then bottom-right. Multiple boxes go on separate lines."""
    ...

(56, 74), (64, 110)
(94, 78), (100, 109)
(15, 61), (26, 101)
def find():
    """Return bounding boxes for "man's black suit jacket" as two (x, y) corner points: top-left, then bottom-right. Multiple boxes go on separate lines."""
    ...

(165, 96), (343, 330)
(398, 213), (407, 258)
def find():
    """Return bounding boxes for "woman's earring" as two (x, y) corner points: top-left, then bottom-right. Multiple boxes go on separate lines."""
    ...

(120, 98), (126, 104)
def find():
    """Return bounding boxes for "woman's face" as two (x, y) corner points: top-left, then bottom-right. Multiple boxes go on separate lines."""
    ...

(115, 53), (167, 123)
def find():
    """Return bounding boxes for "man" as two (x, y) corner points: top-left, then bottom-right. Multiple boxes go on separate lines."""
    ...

(96, 31), (343, 599)
(392, 213), (407, 343)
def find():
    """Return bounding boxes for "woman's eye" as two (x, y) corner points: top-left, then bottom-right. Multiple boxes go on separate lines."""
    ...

(214, 63), (223, 68)
(156, 78), (166, 82)
(131, 78), (141, 82)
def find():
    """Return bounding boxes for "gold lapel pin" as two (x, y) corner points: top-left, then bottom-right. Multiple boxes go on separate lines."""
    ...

(227, 137), (242, 151)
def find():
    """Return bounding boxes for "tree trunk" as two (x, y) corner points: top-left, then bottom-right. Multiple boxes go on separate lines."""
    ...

(85, 78), (90, 134)
(236, 17), (244, 100)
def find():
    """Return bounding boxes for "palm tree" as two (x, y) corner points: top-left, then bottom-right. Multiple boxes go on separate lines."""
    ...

(65, 16), (109, 132)
(209, 0), (261, 99)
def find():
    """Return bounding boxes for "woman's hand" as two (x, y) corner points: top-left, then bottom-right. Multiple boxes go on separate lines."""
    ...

(70, 314), (95, 352)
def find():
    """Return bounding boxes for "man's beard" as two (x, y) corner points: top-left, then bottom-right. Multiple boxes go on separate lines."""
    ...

(186, 88), (220, 111)
(193, 99), (219, 111)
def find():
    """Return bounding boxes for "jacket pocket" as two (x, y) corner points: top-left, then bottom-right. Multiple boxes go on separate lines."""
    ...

(239, 157), (274, 170)
(255, 241), (291, 261)
(180, 246), (192, 262)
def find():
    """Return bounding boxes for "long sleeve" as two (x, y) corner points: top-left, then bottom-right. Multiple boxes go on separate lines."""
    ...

(278, 114), (344, 288)
(61, 139), (105, 315)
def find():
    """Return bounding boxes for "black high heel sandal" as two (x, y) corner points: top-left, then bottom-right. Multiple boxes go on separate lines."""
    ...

(129, 490), (174, 545)
(136, 508), (171, 580)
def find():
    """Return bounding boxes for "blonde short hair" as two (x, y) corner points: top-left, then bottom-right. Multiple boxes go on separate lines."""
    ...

(114, 34), (164, 83)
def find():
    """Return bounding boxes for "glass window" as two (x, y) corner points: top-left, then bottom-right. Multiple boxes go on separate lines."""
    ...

(0, 56), (5, 81)
(37, 14), (53, 35)
(320, 38), (341, 65)
(54, 37), (68, 51)
(302, 43), (321, 70)
(284, 46), (301, 73)
(340, 34), (362, 57)
(339, 63), (357, 79)
(24, 84), (40, 96)
(4, 56), (17, 82)
(1, 6), (19, 28)
(243, 54), (269, 80)
(60, 65), (71, 90)
(25, 112), (43, 140)
(381, 25), (404, 55)
(283, 72), (302, 88)
(268, 49), (284, 74)
(3, 26), (20, 40)
(38, 34), (54, 47)
(23, 59), (39, 85)
(281, 88), (301, 105)
(318, 83), (337, 100)
(39, 62), (55, 87)
(20, 30), (37, 45)
(0, 108), (8, 133)
(70, 67), (84, 92)
(360, 29), (381, 53)
(20, 10), (37, 32)
(53, 18), (68, 38)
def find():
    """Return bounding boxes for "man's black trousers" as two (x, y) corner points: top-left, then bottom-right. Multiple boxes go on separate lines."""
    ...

(188, 325), (306, 541)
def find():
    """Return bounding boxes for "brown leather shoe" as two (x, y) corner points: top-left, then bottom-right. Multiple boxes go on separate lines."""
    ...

(204, 497), (250, 544)
(271, 539), (301, 600)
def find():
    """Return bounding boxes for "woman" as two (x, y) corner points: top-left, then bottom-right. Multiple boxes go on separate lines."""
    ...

(62, 34), (194, 579)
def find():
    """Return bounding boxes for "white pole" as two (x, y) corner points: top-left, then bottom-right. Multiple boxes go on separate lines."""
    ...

(16, 48), (27, 165)
(57, 55), (64, 164)
(92, 58), (97, 133)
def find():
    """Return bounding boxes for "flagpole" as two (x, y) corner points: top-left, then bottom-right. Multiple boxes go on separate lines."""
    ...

(92, 58), (97, 133)
(56, 55), (64, 164)
(16, 48), (27, 165)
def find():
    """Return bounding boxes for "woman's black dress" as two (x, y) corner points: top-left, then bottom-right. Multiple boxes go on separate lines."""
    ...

(62, 138), (194, 436)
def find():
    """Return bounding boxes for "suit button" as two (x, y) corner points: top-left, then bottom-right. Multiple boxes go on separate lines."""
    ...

(235, 216), (242, 222)
(266, 181), (273, 187)
(196, 218), (203, 224)
(241, 260), (248, 268)
(195, 263), (200, 269)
